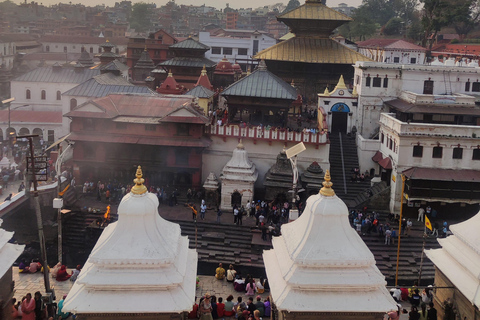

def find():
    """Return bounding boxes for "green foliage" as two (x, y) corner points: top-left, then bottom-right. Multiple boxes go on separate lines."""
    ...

(338, 9), (377, 41)
(129, 2), (152, 33)
(283, 0), (300, 13)
(450, 38), (460, 43)
(420, 0), (451, 47)
(384, 17), (404, 35)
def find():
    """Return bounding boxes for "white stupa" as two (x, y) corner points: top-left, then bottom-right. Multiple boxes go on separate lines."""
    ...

(220, 141), (258, 210)
(0, 218), (24, 279)
(426, 212), (480, 307)
(64, 166), (197, 315)
(263, 171), (397, 315)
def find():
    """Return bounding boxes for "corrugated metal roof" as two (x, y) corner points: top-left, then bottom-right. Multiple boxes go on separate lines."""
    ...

(13, 66), (100, 83)
(63, 73), (154, 97)
(278, 2), (351, 21)
(159, 57), (216, 68)
(185, 85), (214, 98)
(358, 39), (425, 51)
(99, 60), (129, 71)
(385, 99), (480, 115)
(170, 38), (210, 50)
(403, 167), (480, 182)
(221, 63), (297, 100)
(255, 37), (371, 64)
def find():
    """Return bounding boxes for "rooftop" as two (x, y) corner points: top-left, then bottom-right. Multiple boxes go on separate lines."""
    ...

(159, 57), (216, 68)
(170, 37), (210, 51)
(357, 39), (426, 51)
(13, 66), (100, 83)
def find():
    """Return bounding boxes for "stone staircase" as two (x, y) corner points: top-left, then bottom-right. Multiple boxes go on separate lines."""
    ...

(328, 132), (372, 207)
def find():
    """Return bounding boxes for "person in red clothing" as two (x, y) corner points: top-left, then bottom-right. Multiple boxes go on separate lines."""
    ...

(216, 297), (225, 318)
(56, 265), (71, 281)
(188, 297), (198, 319)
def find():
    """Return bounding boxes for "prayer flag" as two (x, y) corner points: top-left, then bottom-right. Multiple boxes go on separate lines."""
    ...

(425, 215), (432, 231)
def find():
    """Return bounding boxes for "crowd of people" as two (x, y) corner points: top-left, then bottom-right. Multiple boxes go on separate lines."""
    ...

(388, 283), (437, 320)
(11, 292), (71, 320)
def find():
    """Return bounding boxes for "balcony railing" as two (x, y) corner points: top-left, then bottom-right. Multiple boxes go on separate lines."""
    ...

(208, 124), (328, 145)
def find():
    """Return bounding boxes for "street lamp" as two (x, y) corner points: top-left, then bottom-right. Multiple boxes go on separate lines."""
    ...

(286, 142), (306, 221)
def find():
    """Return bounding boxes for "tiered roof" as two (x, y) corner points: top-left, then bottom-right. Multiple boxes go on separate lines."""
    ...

(63, 167), (198, 314)
(221, 141), (258, 183)
(195, 66), (213, 90)
(263, 171), (397, 313)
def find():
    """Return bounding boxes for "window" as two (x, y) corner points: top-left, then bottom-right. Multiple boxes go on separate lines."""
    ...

(70, 99), (77, 110)
(238, 48), (248, 55)
(223, 47), (233, 55)
(253, 40), (259, 55)
(26, 89), (31, 100)
(355, 75), (360, 85)
(410, 58), (417, 64)
(56, 91), (61, 100)
(473, 149), (480, 160)
(90, 47), (93, 53)
(73, 45), (76, 49)
(63, 46), (67, 53)
(453, 147), (463, 159)
(388, 138), (393, 150)
(98, 47), (102, 53)
(465, 81), (471, 92)
(381, 132), (384, 144)
(383, 78), (388, 88)
(432, 146), (443, 158)
(366, 76), (371, 87)
(46, 45), (50, 52)
(83, 119), (94, 130)
(423, 80), (434, 94)
(115, 122), (127, 130)
(413, 146), (423, 157)
(48, 130), (54, 142)
(472, 82), (480, 92)
(393, 57), (400, 63)
(211, 47), (221, 54)
(145, 124), (156, 131)
(84, 144), (95, 159)
(41, 90), (46, 100)
(372, 77), (381, 87)
(177, 123), (189, 136)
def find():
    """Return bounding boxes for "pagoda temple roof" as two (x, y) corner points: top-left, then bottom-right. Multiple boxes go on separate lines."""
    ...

(221, 60), (297, 100)
(278, 1), (351, 22)
(170, 38), (210, 51)
(185, 85), (214, 99)
(159, 57), (216, 68)
(254, 37), (371, 64)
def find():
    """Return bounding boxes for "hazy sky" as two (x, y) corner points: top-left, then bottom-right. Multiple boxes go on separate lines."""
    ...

(12, 0), (363, 11)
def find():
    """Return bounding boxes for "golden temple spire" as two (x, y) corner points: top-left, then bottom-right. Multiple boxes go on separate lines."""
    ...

(320, 170), (335, 197)
(168, 69), (173, 77)
(246, 67), (251, 75)
(201, 65), (207, 76)
(131, 166), (147, 195)
(323, 87), (330, 96)
(237, 139), (244, 149)
(334, 75), (347, 91)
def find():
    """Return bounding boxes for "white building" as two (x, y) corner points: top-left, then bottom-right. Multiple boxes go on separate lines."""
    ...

(199, 31), (276, 66)
(39, 35), (128, 55)
(357, 39), (426, 65)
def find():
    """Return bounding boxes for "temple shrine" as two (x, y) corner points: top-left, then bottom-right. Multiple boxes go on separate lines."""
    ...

(300, 161), (324, 195)
(263, 149), (295, 202)
(132, 49), (156, 82)
(157, 71), (186, 95)
(158, 37), (216, 91)
(263, 171), (397, 320)
(220, 141), (258, 210)
(426, 212), (480, 320)
(254, 0), (370, 100)
(95, 40), (121, 66)
(213, 58), (237, 89)
(64, 167), (197, 319)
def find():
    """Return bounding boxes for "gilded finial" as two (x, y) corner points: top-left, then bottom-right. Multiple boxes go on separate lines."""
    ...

(320, 170), (335, 197)
(237, 139), (244, 149)
(131, 166), (147, 195)
(333, 75), (347, 91)
(323, 87), (330, 96)
(168, 69), (173, 77)
(201, 65), (207, 76)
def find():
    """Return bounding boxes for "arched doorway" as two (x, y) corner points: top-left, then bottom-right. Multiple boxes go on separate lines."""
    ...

(19, 128), (30, 136)
(231, 191), (242, 208)
(330, 103), (350, 133)
(6, 127), (16, 139)
(32, 128), (43, 141)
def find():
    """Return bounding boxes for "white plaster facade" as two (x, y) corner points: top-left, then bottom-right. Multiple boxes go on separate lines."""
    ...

(220, 142), (258, 210)
(353, 61), (480, 138)
(199, 31), (276, 64)
(378, 112), (480, 213)
(0, 41), (16, 70)
(41, 40), (127, 55)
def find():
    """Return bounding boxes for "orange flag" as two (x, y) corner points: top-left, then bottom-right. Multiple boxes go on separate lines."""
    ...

(425, 215), (433, 231)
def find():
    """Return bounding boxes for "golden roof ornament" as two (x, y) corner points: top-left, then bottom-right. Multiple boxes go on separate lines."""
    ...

(131, 166), (147, 195)
(333, 75), (347, 91)
(168, 70), (173, 77)
(247, 67), (251, 75)
(320, 170), (335, 197)
(201, 65), (207, 76)
(237, 139), (244, 149)
(352, 85), (358, 97)
(323, 87), (330, 96)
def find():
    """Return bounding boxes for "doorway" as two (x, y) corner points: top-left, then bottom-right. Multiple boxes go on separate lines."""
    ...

(331, 112), (348, 133)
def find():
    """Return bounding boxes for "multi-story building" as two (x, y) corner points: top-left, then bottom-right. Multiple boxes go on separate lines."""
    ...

(357, 39), (426, 65)
(40, 35), (128, 55)
(226, 12), (239, 29)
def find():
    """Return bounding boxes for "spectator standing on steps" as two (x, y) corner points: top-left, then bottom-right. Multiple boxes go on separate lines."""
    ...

(216, 207), (222, 223)
(418, 207), (425, 222)
(200, 200), (207, 220)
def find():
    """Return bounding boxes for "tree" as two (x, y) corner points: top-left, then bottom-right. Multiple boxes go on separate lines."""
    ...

(448, 0), (480, 39)
(420, 0), (451, 48)
(283, 0), (300, 13)
(129, 2), (152, 33)
(384, 17), (404, 35)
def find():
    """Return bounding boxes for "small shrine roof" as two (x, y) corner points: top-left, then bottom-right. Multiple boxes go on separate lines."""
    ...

(426, 211), (480, 307)
(263, 171), (397, 313)
(63, 168), (197, 314)
(221, 61), (297, 100)
(185, 85), (214, 99)
(98, 60), (129, 71)
(254, 37), (371, 64)
(221, 142), (258, 183)
(170, 38), (210, 51)
(159, 57), (216, 68)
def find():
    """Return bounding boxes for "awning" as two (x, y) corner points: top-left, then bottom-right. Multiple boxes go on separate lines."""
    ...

(45, 133), (71, 152)
(378, 157), (392, 170)
(403, 167), (480, 182)
(372, 151), (383, 162)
